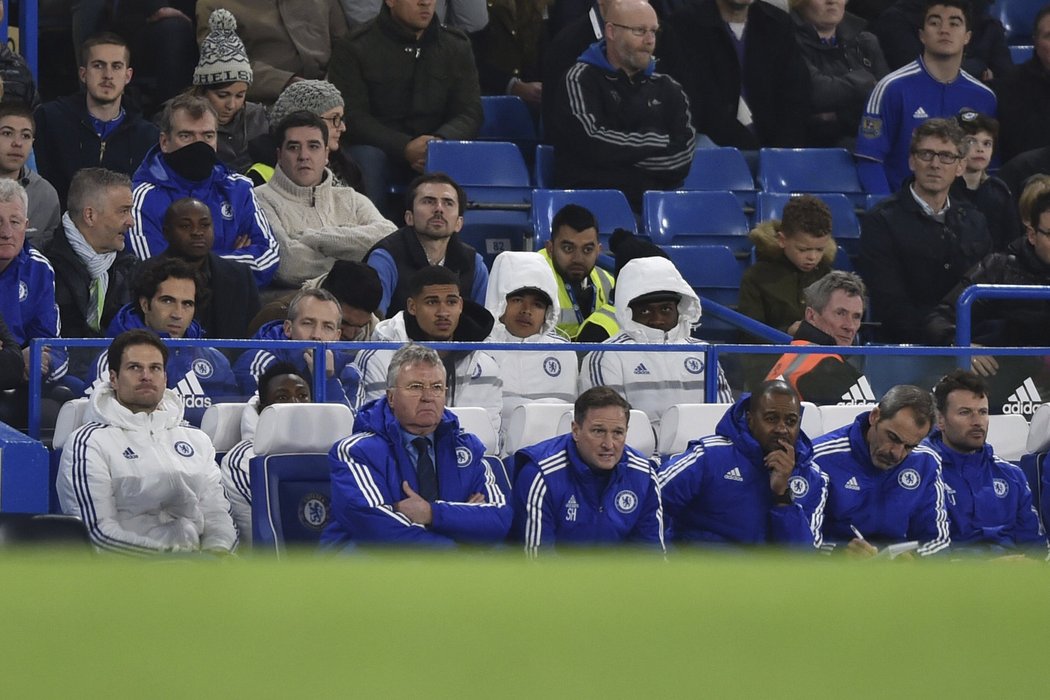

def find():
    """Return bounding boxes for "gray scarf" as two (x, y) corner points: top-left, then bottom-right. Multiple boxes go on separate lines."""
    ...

(63, 212), (116, 331)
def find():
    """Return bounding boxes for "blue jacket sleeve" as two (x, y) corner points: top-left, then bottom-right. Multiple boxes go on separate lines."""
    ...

(327, 439), (455, 546)
(512, 460), (556, 556)
(430, 455), (512, 543)
(470, 253), (489, 307)
(128, 183), (165, 260)
(365, 248), (398, 316)
(912, 458), (951, 557)
(1009, 467), (1046, 550)
(770, 468), (827, 547)
(657, 444), (704, 522)
(232, 349), (275, 395)
(626, 468), (666, 550)
(216, 179), (279, 288)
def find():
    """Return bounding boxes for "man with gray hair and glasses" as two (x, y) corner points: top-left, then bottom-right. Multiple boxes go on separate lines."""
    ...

(322, 343), (511, 548)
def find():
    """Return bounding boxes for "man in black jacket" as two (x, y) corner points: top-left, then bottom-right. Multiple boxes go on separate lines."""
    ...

(33, 33), (158, 208)
(996, 5), (1050, 161)
(45, 168), (138, 340)
(158, 197), (260, 340)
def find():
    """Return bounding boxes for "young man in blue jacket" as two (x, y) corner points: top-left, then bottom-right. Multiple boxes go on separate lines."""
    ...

(512, 386), (664, 555)
(926, 369), (1045, 555)
(811, 384), (951, 557)
(322, 343), (511, 548)
(659, 380), (828, 548)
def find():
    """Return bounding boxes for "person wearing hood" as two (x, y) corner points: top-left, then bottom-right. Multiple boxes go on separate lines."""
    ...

(85, 258), (238, 428)
(924, 370), (1045, 555)
(128, 93), (280, 288)
(323, 343), (511, 548)
(547, 0), (696, 211)
(580, 256), (733, 431)
(512, 386), (665, 554)
(57, 329), (238, 555)
(357, 266), (503, 437)
(658, 380), (828, 547)
(811, 384), (950, 558)
(233, 287), (360, 411)
(484, 251), (578, 443)
(221, 362), (313, 546)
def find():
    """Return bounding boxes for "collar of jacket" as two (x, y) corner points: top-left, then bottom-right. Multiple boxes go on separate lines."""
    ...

(377, 4), (439, 46)
(267, 164), (333, 204)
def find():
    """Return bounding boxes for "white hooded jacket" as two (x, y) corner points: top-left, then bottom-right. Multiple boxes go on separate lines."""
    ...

(57, 385), (238, 555)
(483, 252), (578, 443)
(580, 257), (733, 428)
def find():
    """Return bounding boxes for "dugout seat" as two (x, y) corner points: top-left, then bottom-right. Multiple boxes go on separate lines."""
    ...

(987, 414), (1029, 463)
(557, 409), (656, 459)
(657, 403), (732, 458)
(449, 406), (514, 495)
(503, 402), (574, 458)
(818, 404), (876, 435)
(0, 513), (90, 549)
(200, 402), (245, 455)
(49, 397), (90, 513)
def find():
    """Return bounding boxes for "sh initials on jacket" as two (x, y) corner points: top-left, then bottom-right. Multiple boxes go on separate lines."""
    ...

(565, 495), (579, 522)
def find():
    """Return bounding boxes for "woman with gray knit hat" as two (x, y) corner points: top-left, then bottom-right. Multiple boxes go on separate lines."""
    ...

(156, 8), (268, 173)
(246, 79), (362, 191)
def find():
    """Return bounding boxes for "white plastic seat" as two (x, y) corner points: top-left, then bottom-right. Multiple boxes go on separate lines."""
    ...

(503, 402), (574, 455)
(557, 409), (656, 458)
(656, 403), (732, 457)
(818, 404), (876, 436)
(449, 405), (499, 455)
(200, 402), (246, 453)
(52, 398), (90, 450)
(254, 403), (354, 455)
(800, 401), (822, 440)
(988, 414), (1030, 462)
(1025, 403), (1050, 453)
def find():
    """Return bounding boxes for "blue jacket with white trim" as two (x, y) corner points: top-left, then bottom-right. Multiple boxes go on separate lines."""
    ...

(657, 394), (828, 547)
(811, 412), (950, 555)
(924, 430), (1045, 553)
(321, 397), (512, 547)
(512, 433), (664, 555)
(0, 244), (67, 381)
(128, 144), (279, 287)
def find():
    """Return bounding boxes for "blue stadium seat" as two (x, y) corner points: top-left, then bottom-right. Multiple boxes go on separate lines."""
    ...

(989, 0), (1043, 43)
(642, 190), (750, 254)
(534, 144), (554, 189)
(754, 192), (862, 255)
(834, 244), (854, 272)
(531, 188), (637, 247)
(681, 147), (757, 207)
(479, 96), (538, 149)
(1009, 44), (1034, 64)
(757, 148), (864, 205)
(663, 243), (742, 342)
(425, 140), (532, 208)
(459, 209), (532, 266)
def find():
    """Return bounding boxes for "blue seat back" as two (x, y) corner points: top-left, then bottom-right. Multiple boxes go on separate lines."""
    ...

(425, 140), (531, 207)
(642, 190), (750, 253)
(250, 454), (331, 553)
(533, 144), (554, 188)
(1009, 44), (1034, 64)
(459, 209), (532, 266)
(990, 0), (1043, 43)
(479, 96), (538, 143)
(757, 148), (864, 203)
(531, 188), (637, 247)
(682, 147), (756, 206)
(754, 192), (861, 253)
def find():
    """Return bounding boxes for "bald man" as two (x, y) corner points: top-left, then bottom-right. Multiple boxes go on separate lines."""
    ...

(547, 0), (696, 211)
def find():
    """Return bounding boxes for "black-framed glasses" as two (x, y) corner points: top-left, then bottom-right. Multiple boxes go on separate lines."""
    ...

(609, 22), (660, 37)
(911, 149), (962, 164)
(1035, 226), (1050, 238)
(322, 114), (345, 130)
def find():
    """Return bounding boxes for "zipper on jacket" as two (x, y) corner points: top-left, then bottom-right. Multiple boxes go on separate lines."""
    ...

(99, 140), (107, 163)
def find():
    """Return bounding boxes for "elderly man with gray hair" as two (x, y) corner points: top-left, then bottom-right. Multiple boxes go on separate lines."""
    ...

(322, 343), (511, 548)
(765, 270), (876, 405)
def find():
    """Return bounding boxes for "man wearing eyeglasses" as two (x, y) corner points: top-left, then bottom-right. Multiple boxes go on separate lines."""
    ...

(548, 0), (696, 211)
(323, 342), (511, 548)
(860, 117), (991, 343)
(254, 111), (396, 288)
(854, 0), (997, 195)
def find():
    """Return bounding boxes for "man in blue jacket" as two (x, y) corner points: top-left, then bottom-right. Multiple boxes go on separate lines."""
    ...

(811, 384), (951, 557)
(512, 386), (664, 555)
(127, 94), (279, 287)
(926, 369), (1045, 555)
(659, 380), (828, 548)
(322, 343), (511, 548)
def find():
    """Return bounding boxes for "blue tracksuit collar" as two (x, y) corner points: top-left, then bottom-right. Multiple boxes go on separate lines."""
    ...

(716, 394), (814, 470)
(107, 302), (205, 338)
(354, 396), (462, 447)
(925, 429), (993, 470)
(578, 40), (656, 78)
(134, 143), (230, 191)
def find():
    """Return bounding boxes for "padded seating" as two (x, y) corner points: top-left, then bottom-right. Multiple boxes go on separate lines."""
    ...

(557, 409), (656, 458)
(987, 414), (1030, 463)
(681, 147), (756, 206)
(448, 405), (499, 455)
(503, 402), (574, 456)
(50, 397), (90, 514)
(818, 404), (875, 434)
(643, 190), (751, 254)
(200, 402), (245, 454)
(1024, 402), (1050, 454)
(250, 403), (353, 554)
(658, 403), (732, 457)
(800, 401), (823, 440)
(425, 140), (531, 208)
(531, 188), (637, 247)
(757, 148), (864, 205)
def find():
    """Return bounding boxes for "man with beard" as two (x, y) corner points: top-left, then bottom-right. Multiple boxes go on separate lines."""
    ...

(364, 173), (488, 317)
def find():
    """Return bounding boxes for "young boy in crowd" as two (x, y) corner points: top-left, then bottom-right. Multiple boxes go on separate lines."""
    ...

(952, 110), (1020, 252)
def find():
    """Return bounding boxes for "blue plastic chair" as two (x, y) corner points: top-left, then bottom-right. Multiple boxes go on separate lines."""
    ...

(479, 96), (538, 144)
(757, 148), (864, 205)
(533, 144), (555, 189)
(642, 190), (751, 254)
(754, 192), (861, 255)
(425, 140), (532, 208)
(990, 0), (1044, 43)
(460, 209), (532, 267)
(1009, 44), (1034, 64)
(663, 244), (743, 342)
(531, 188), (637, 247)
(681, 147), (757, 207)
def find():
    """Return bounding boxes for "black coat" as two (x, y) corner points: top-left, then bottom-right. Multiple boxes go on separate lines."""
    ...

(185, 253), (261, 340)
(660, 0), (811, 149)
(951, 175), (1022, 253)
(995, 58), (1050, 162)
(0, 311), (24, 390)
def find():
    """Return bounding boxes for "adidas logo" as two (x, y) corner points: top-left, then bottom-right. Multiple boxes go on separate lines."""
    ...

(567, 496), (578, 509)
(565, 495), (579, 522)
(633, 363), (650, 375)
(122, 447), (138, 460)
(913, 106), (929, 119)
(723, 467), (743, 482)
(1002, 377), (1042, 417)
(845, 476), (860, 491)
(175, 370), (213, 409)
(839, 377), (877, 404)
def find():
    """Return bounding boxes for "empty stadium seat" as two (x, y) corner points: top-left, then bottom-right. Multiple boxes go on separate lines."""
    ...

(643, 190), (751, 253)
(503, 402), (574, 456)
(1025, 403), (1050, 453)
(425, 140), (531, 208)
(250, 403), (353, 554)
(50, 397), (90, 514)
(449, 406), (499, 455)
(534, 144), (554, 189)
(818, 404), (875, 434)
(531, 188), (637, 247)
(459, 209), (532, 267)
(681, 147), (756, 206)
(201, 402), (245, 454)
(658, 403), (732, 457)
(557, 409), (656, 459)
(987, 414), (1030, 463)
(662, 244), (742, 307)
(990, 0), (1043, 43)
(1009, 45), (1034, 64)
(479, 96), (538, 145)
(757, 148), (864, 205)
(800, 401), (823, 440)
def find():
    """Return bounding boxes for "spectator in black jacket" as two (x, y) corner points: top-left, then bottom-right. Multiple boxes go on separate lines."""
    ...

(0, 311), (24, 389)
(45, 168), (138, 340)
(790, 0), (889, 148)
(995, 5), (1050, 161)
(950, 110), (1020, 252)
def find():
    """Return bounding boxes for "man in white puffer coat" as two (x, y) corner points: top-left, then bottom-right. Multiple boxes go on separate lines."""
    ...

(483, 252), (578, 445)
(580, 256), (733, 430)
(57, 329), (238, 555)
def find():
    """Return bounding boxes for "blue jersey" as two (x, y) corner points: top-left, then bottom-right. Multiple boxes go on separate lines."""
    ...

(924, 431), (1045, 553)
(512, 433), (664, 555)
(657, 395), (828, 548)
(0, 244), (67, 381)
(811, 412), (950, 556)
(855, 58), (996, 194)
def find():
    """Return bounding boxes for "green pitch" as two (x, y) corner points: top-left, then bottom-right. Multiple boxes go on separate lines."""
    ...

(2, 550), (1045, 698)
